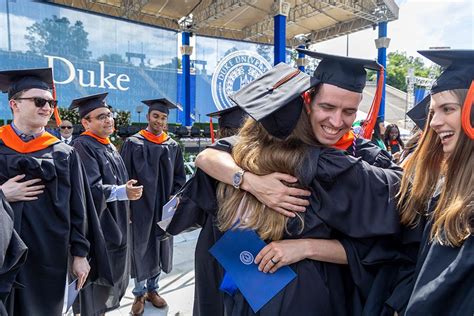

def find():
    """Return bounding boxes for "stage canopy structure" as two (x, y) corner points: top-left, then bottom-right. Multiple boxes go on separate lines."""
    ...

(45, 0), (398, 46)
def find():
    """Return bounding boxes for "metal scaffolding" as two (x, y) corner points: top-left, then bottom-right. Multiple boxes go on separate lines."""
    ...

(45, 0), (398, 46)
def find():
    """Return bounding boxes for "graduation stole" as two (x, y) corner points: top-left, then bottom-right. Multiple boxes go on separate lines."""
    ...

(461, 80), (474, 139)
(0, 125), (59, 153)
(332, 130), (355, 151)
(139, 129), (168, 144)
(81, 131), (111, 145)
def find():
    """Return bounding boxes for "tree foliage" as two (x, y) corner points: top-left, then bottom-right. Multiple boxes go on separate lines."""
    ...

(387, 51), (440, 91)
(25, 15), (91, 60)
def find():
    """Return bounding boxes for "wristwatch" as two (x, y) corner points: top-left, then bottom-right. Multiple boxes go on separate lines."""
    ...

(232, 169), (246, 189)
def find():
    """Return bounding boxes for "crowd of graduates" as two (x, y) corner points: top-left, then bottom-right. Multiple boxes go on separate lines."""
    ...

(0, 47), (472, 316)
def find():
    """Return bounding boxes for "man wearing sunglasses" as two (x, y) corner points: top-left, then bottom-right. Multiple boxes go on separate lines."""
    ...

(70, 92), (143, 315)
(59, 120), (75, 145)
(0, 68), (110, 315)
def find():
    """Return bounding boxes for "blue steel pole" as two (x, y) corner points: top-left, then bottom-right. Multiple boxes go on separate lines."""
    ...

(182, 31), (192, 126)
(274, 14), (286, 64)
(377, 21), (387, 121)
(297, 44), (305, 72)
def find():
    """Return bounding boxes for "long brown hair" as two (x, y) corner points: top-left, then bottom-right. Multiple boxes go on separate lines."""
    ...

(398, 89), (473, 247)
(216, 105), (319, 240)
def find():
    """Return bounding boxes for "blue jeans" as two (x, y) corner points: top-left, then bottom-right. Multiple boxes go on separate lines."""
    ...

(132, 272), (161, 297)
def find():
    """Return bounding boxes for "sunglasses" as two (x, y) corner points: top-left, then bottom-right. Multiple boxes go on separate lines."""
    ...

(15, 97), (58, 108)
(60, 126), (73, 130)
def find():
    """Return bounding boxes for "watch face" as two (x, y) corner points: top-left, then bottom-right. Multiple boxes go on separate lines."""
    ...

(233, 172), (242, 186)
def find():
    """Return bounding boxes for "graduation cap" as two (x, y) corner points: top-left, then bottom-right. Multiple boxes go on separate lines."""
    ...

(297, 49), (385, 139)
(410, 49), (474, 138)
(207, 106), (247, 130)
(69, 93), (109, 118)
(207, 106), (247, 143)
(141, 98), (177, 115)
(229, 62), (318, 139)
(0, 68), (62, 126)
(407, 95), (430, 130)
(297, 49), (382, 93)
(0, 68), (53, 99)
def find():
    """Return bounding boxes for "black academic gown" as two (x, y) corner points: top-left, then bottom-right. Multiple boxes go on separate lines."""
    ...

(168, 144), (404, 316)
(120, 132), (186, 281)
(337, 138), (420, 315)
(404, 197), (474, 315)
(213, 137), (417, 314)
(227, 137), (419, 314)
(167, 169), (224, 316)
(73, 135), (131, 315)
(0, 192), (27, 316)
(0, 133), (107, 316)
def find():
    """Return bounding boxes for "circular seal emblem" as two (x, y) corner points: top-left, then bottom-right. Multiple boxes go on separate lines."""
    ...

(239, 251), (254, 265)
(212, 50), (272, 110)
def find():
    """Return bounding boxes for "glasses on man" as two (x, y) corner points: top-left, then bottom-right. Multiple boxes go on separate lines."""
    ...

(87, 112), (114, 122)
(14, 97), (58, 108)
(60, 126), (73, 130)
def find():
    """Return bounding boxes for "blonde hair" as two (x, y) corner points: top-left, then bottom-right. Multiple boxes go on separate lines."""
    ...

(398, 89), (473, 247)
(216, 106), (319, 240)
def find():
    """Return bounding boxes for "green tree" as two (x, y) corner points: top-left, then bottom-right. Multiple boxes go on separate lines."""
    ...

(58, 107), (80, 125)
(25, 15), (91, 60)
(386, 51), (440, 91)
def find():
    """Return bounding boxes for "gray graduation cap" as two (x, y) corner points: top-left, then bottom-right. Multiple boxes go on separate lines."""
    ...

(297, 49), (382, 93)
(69, 93), (109, 118)
(229, 62), (318, 139)
(141, 98), (177, 115)
(207, 106), (247, 129)
(0, 68), (54, 99)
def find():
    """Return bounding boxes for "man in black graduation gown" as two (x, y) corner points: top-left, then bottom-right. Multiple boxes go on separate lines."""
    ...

(0, 68), (103, 315)
(194, 53), (415, 315)
(120, 98), (185, 315)
(70, 93), (143, 315)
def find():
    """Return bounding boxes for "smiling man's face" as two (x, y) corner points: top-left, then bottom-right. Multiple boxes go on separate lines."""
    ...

(10, 88), (54, 130)
(306, 83), (362, 145)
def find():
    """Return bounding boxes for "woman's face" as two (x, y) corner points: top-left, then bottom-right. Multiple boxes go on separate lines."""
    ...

(389, 127), (399, 140)
(429, 91), (462, 155)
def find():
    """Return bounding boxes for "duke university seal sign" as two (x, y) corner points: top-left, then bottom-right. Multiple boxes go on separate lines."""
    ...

(211, 50), (272, 110)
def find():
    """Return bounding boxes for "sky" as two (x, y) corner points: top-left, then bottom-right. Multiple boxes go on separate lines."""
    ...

(312, 0), (474, 64)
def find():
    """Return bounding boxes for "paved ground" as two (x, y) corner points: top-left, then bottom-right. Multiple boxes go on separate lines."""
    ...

(108, 230), (199, 316)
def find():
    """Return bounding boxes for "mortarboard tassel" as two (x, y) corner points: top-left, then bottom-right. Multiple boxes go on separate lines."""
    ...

(461, 80), (474, 139)
(362, 66), (384, 139)
(210, 117), (215, 143)
(52, 79), (62, 127)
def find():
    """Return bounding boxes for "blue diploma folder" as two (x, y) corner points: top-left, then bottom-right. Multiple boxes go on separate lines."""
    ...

(209, 229), (297, 312)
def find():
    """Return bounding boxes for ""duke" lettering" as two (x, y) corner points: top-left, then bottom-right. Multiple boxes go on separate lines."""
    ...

(45, 55), (130, 91)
